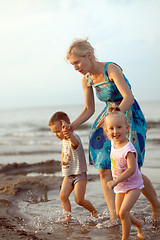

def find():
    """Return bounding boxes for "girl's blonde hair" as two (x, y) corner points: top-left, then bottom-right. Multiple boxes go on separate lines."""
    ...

(66, 38), (97, 61)
(104, 104), (130, 137)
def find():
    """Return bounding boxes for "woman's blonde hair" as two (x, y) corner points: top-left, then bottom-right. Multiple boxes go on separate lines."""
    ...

(66, 38), (97, 61)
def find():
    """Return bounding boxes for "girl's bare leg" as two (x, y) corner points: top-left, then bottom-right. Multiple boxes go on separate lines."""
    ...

(99, 169), (117, 219)
(74, 179), (98, 217)
(129, 214), (145, 239)
(117, 189), (142, 240)
(141, 173), (160, 220)
(59, 176), (73, 222)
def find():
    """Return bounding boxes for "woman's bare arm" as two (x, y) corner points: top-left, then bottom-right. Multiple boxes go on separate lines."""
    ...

(108, 63), (134, 113)
(71, 76), (95, 131)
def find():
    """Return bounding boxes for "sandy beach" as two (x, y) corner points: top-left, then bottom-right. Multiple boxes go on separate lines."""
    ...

(0, 160), (102, 240)
(0, 160), (60, 240)
(0, 160), (160, 240)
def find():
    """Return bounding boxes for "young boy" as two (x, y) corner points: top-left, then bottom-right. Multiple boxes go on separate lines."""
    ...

(49, 111), (98, 222)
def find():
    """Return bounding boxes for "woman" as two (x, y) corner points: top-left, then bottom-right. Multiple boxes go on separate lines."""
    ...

(65, 38), (160, 222)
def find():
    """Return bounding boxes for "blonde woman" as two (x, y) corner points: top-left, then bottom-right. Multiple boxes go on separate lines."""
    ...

(64, 38), (160, 222)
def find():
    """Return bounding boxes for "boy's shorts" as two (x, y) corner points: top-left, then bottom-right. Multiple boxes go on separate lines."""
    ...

(68, 172), (87, 187)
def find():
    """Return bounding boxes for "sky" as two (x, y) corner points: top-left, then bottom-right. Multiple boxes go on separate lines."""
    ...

(0, 0), (160, 109)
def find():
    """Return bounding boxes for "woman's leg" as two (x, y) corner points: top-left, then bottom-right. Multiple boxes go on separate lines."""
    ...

(98, 168), (117, 219)
(74, 179), (98, 217)
(60, 176), (73, 221)
(141, 172), (160, 219)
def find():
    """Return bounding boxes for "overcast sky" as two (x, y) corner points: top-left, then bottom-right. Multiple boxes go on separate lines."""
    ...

(0, 0), (160, 109)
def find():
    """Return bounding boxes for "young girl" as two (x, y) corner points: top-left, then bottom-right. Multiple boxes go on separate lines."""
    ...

(104, 105), (145, 240)
(49, 111), (98, 222)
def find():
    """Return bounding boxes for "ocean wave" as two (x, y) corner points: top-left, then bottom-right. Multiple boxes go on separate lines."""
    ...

(147, 138), (160, 144)
(0, 141), (12, 146)
(147, 121), (160, 129)
(0, 150), (61, 156)
(34, 123), (92, 132)
(35, 127), (50, 132)
(0, 140), (59, 146)
(36, 121), (159, 130)
(13, 133), (35, 137)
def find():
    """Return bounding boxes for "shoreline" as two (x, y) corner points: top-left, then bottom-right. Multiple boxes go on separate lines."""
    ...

(0, 160), (100, 240)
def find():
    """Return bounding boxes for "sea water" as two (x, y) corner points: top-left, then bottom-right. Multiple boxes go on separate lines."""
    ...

(1, 101), (160, 167)
(1, 101), (160, 239)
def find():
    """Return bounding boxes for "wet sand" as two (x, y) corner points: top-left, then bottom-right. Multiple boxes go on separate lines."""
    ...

(0, 160), (100, 240)
(0, 160), (160, 240)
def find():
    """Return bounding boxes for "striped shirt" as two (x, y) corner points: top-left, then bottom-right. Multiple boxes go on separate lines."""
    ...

(62, 132), (87, 176)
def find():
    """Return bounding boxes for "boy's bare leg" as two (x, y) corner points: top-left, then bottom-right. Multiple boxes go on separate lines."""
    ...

(59, 176), (73, 222)
(74, 179), (98, 217)
(99, 169), (117, 219)
(141, 173), (160, 220)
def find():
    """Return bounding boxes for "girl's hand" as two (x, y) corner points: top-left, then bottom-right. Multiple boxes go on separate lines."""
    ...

(107, 180), (117, 190)
(96, 116), (105, 128)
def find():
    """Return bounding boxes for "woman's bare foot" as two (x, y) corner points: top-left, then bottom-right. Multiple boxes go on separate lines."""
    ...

(108, 217), (120, 226)
(137, 219), (146, 239)
(56, 217), (72, 223)
(152, 207), (160, 221)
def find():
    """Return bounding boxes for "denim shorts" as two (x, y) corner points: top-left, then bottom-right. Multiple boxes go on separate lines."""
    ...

(68, 172), (87, 187)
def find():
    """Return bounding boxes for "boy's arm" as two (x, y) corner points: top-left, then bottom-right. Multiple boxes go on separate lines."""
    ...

(69, 133), (79, 149)
(62, 120), (79, 149)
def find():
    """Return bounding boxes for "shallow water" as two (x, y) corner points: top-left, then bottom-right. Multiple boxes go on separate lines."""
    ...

(16, 170), (160, 240)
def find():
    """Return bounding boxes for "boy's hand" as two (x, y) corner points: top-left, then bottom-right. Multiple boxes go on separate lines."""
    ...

(61, 120), (71, 138)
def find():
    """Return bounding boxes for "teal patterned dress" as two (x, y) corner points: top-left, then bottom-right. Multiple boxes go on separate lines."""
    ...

(87, 62), (147, 169)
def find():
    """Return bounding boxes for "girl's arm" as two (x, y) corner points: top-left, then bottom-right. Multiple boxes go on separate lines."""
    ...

(108, 63), (134, 113)
(107, 152), (136, 190)
(71, 75), (95, 131)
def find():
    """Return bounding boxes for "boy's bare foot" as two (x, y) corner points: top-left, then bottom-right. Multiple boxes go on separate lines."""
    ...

(137, 219), (146, 239)
(91, 210), (99, 218)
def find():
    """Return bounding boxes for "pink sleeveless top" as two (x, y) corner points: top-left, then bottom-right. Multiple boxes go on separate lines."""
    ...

(111, 141), (144, 193)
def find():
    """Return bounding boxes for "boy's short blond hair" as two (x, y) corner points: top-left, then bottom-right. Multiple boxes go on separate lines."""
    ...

(49, 111), (70, 127)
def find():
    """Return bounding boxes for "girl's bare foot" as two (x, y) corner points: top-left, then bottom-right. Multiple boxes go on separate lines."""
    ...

(137, 219), (146, 239)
